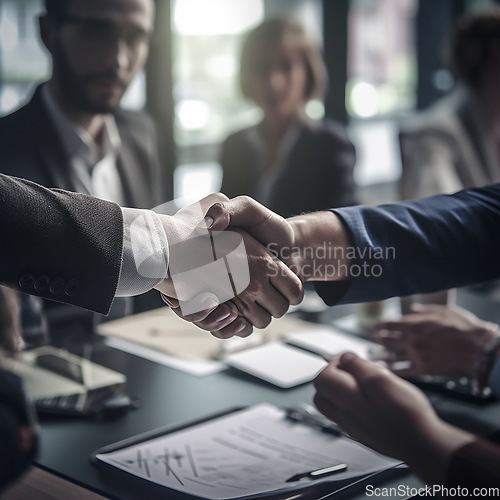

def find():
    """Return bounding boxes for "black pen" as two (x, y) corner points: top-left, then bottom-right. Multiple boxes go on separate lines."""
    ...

(285, 463), (348, 482)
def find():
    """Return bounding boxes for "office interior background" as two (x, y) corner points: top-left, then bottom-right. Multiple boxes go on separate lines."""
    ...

(1, 0), (499, 205)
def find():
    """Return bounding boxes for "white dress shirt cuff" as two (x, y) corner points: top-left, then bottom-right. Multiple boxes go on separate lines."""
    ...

(116, 207), (169, 296)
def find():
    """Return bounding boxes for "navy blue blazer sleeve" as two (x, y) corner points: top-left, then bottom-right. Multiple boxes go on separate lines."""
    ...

(315, 183), (500, 305)
(0, 174), (123, 314)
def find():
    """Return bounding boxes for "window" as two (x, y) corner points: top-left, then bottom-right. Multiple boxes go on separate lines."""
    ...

(347, 0), (418, 119)
(0, 0), (48, 116)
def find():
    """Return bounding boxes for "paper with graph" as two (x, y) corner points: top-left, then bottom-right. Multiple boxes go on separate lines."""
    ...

(96, 403), (400, 499)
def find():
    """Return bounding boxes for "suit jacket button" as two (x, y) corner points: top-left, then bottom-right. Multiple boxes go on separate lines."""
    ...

(64, 279), (80, 297)
(34, 275), (50, 291)
(49, 277), (65, 295)
(19, 274), (35, 289)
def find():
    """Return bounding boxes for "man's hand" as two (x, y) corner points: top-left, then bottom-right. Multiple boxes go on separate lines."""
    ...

(154, 194), (303, 337)
(207, 196), (352, 282)
(371, 304), (500, 378)
(168, 196), (355, 336)
(313, 353), (474, 485)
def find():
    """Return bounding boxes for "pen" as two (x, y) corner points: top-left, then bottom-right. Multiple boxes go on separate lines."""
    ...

(285, 463), (348, 483)
(286, 463), (348, 482)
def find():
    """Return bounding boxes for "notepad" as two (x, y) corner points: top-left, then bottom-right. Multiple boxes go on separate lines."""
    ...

(224, 342), (328, 388)
(93, 403), (401, 500)
(285, 326), (387, 361)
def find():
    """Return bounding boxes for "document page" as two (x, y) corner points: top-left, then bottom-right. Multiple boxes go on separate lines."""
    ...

(96, 403), (400, 499)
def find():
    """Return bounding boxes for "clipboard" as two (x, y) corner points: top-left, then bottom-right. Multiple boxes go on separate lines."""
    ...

(91, 406), (242, 500)
(90, 404), (406, 500)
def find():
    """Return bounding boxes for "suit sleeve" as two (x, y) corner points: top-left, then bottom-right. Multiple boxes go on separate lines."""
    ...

(315, 184), (500, 305)
(0, 174), (123, 314)
(445, 439), (500, 487)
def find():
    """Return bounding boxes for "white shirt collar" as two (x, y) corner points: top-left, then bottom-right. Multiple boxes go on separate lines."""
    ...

(41, 84), (121, 167)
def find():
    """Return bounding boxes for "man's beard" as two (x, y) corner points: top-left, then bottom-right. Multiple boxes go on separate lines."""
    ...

(52, 41), (126, 114)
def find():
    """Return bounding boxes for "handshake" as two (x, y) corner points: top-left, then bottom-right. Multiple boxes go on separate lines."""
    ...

(152, 193), (352, 339)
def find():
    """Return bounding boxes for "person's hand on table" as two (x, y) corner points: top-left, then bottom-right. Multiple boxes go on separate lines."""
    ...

(154, 194), (303, 338)
(371, 304), (500, 378)
(313, 352), (474, 485)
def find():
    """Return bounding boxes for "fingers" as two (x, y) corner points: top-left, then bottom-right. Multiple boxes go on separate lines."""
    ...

(371, 331), (408, 352)
(205, 196), (295, 249)
(167, 292), (220, 322)
(206, 196), (274, 231)
(168, 297), (254, 339)
(210, 317), (253, 339)
(269, 258), (304, 307)
(335, 352), (394, 397)
(313, 359), (358, 405)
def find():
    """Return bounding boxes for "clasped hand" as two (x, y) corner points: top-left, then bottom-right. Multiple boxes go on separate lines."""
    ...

(154, 194), (304, 338)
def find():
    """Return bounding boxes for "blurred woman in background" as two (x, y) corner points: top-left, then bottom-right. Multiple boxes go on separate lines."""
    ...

(220, 17), (357, 218)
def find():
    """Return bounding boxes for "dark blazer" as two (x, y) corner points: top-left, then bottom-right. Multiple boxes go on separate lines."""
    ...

(0, 174), (122, 315)
(220, 119), (357, 218)
(0, 85), (167, 328)
(0, 174), (124, 491)
(0, 84), (166, 208)
(314, 184), (500, 305)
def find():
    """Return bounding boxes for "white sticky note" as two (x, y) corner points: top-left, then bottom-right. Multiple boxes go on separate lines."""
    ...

(224, 342), (328, 388)
(285, 326), (387, 361)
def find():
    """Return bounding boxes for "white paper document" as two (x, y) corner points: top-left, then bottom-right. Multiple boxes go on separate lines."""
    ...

(224, 342), (328, 388)
(285, 326), (387, 361)
(96, 403), (400, 499)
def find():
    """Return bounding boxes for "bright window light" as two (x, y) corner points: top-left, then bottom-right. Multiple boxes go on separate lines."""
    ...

(174, 0), (263, 35)
(205, 54), (237, 79)
(174, 162), (223, 204)
(305, 99), (325, 120)
(350, 81), (378, 118)
(176, 99), (211, 130)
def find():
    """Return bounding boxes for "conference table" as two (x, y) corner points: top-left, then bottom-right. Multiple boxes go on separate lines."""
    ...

(15, 287), (500, 499)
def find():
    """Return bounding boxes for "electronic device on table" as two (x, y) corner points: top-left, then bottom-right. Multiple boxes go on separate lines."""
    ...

(9, 346), (133, 418)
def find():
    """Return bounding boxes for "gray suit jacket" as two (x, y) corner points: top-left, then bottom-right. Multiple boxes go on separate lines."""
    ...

(0, 175), (124, 490)
(0, 85), (167, 331)
(220, 118), (357, 218)
(399, 86), (500, 199)
(0, 174), (122, 314)
(0, 84), (166, 208)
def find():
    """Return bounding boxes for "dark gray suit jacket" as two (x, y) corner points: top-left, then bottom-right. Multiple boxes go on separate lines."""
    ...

(0, 174), (124, 491)
(315, 183), (500, 305)
(0, 85), (167, 331)
(0, 84), (166, 208)
(0, 174), (122, 314)
(220, 118), (357, 218)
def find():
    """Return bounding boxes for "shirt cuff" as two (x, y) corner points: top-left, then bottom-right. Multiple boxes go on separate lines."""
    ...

(116, 208), (169, 297)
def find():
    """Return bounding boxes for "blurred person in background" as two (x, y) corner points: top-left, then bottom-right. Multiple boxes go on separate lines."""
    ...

(385, 7), (500, 370)
(0, 0), (168, 342)
(220, 17), (357, 218)
(399, 7), (500, 199)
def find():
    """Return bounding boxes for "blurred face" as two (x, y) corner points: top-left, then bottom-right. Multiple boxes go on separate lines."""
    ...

(249, 39), (308, 121)
(49, 0), (154, 113)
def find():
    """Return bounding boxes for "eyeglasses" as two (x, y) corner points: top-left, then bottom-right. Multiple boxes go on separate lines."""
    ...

(61, 16), (152, 51)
